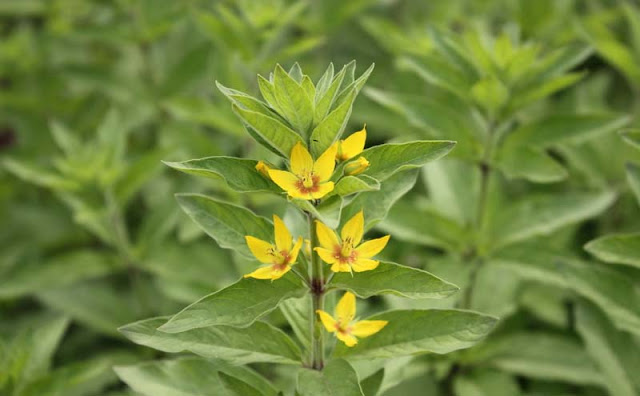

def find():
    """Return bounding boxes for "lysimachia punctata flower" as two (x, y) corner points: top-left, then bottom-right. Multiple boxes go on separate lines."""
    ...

(268, 142), (337, 200)
(316, 291), (388, 347)
(315, 211), (390, 273)
(336, 125), (366, 161)
(344, 157), (370, 176)
(244, 215), (303, 280)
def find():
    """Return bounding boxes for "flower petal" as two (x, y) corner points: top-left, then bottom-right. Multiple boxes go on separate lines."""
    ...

(341, 210), (364, 246)
(313, 143), (338, 181)
(351, 320), (388, 338)
(290, 142), (313, 176)
(316, 310), (337, 333)
(244, 266), (277, 280)
(335, 291), (356, 327)
(273, 215), (292, 252)
(351, 258), (379, 272)
(268, 170), (299, 194)
(355, 235), (390, 258)
(316, 220), (340, 250)
(270, 265), (292, 280)
(311, 181), (334, 199)
(245, 236), (275, 264)
(330, 262), (352, 273)
(336, 331), (358, 347)
(339, 126), (366, 161)
(314, 247), (337, 264)
(289, 237), (303, 264)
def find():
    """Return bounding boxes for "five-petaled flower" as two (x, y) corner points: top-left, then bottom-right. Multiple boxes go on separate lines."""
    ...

(316, 291), (388, 347)
(244, 215), (302, 280)
(315, 211), (390, 273)
(268, 142), (337, 200)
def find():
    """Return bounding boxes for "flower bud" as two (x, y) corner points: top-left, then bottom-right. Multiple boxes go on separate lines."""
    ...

(344, 157), (370, 176)
(255, 160), (272, 179)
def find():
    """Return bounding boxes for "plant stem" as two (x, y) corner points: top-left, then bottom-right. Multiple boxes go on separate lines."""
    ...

(307, 211), (325, 370)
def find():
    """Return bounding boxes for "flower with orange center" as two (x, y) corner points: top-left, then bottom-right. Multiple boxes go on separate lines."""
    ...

(244, 215), (303, 280)
(314, 211), (390, 273)
(316, 291), (388, 347)
(268, 142), (337, 200)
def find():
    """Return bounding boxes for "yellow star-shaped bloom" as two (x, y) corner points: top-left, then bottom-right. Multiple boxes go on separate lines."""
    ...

(314, 211), (389, 273)
(337, 126), (366, 162)
(244, 215), (302, 280)
(316, 291), (388, 347)
(268, 142), (337, 200)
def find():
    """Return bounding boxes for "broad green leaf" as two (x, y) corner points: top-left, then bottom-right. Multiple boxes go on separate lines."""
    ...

(378, 201), (466, 251)
(334, 309), (497, 360)
(297, 359), (364, 396)
(495, 146), (567, 183)
(273, 64), (313, 136)
(280, 295), (311, 348)
(627, 162), (640, 205)
(491, 244), (640, 336)
(0, 250), (118, 299)
(355, 141), (456, 182)
(329, 261), (459, 299)
(175, 194), (273, 258)
(342, 170), (419, 231)
(158, 273), (306, 333)
(120, 317), (301, 365)
(115, 358), (277, 396)
(576, 302), (639, 396)
(310, 88), (356, 157)
(585, 233), (640, 268)
(464, 332), (603, 386)
(504, 113), (631, 148)
(330, 175), (380, 197)
(489, 191), (616, 249)
(164, 157), (280, 193)
(232, 103), (304, 158)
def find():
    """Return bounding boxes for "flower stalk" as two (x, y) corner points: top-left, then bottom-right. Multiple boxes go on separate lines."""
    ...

(308, 210), (325, 370)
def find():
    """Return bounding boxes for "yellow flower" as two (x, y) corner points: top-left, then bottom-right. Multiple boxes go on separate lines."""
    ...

(316, 291), (388, 347)
(244, 215), (303, 280)
(268, 142), (337, 200)
(337, 125), (366, 162)
(255, 160), (272, 178)
(314, 211), (389, 273)
(344, 157), (370, 176)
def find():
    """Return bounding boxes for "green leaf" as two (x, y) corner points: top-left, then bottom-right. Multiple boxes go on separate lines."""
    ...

(164, 157), (280, 193)
(453, 369), (521, 396)
(115, 148), (171, 204)
(334, 309), (497, 360)
(258, 75), (281, 113)
(297, 359), (364, 396)
(508, 72), (585, 112)
(495, 146), (567, 183)
(175, 194), (273, 257)
(489, 191), (616, 249)
(576, 301), (640, 396)
(310, 88), (356, 157)
(585, 233), (640, 269)
(330, 175), (380, 197)
(397, 55), (473, 100)
(158, 273), (306, 333)
(620, 129), (640, 150)
(314, 66), (346, 124)
(280, 295), (312, 349)
(232, 103), (304, 158)
(115, 358), (277, 396)
(329, 261), (459, 299)
(315, 63), (335, 102)
(341, 170), (419, 231)
(293, 195), (343, 229)
(464, 332), (603, 386)
(3, 158), (79, 190)
(355, 141), (456, 182)
(161, 45), (210, 98)
(627, 162), (640, 205)
(504, 113), (631, 148)
(119, 317), (301, 365)
(0, 250), (118, 299)
(273, 64), (313, 136)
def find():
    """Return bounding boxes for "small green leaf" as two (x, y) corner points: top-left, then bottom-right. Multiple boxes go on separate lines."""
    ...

(355, 141), (456, 182)
(585, 233), (640, 268)
(3, 158), (79, 190)
(258, 75), (281, 112)
(158, 273), (306, 333)
(314, 66), (346, 124)
(334, 309), (497, 360)
(175, 194), (273, 257)
(164, 157), (280, 193)
(120, 317), (301, 365)
(280, 295), (312, 349)
(115, 358), (277, 396)
(273, 64), (313, 136)
(330, 261), (459, 299)
(495, 146), (567, 183)
(330, 175), (380, 197)
(397, 55), (473, 100)
(310, 88), (356, 157)
(297, 359), (364, 396)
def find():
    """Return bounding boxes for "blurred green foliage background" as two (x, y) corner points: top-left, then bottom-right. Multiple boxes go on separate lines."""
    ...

(2, 0), (640, 395)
